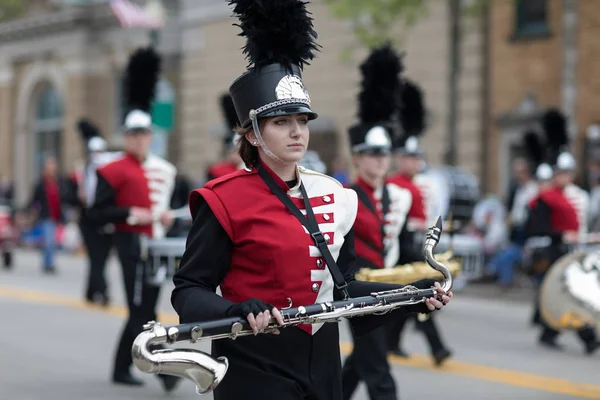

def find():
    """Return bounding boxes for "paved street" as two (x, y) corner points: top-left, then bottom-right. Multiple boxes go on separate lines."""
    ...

(1, 248), (600, 400)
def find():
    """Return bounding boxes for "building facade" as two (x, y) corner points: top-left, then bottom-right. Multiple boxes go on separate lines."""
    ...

(2, 0), (486, 207)
(178, 0), (487, 185)
(488, 0), (600, 196)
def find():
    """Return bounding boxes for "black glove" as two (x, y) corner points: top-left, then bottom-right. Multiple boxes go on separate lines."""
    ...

(225, 298), (274, 319)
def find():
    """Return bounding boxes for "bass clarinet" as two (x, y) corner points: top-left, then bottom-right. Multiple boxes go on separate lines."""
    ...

(132, 216), (453, 395)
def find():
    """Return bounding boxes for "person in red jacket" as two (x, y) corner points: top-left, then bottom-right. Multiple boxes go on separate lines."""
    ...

(341, 44), (413, 400)
(386, 81), (452, 366)
(526, 152), (599, 354)
(87, 47), (181, 390)
(170, 2), (452, 399)
(206, 94), (243, 181)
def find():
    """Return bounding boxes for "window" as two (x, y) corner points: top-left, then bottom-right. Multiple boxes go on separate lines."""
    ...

(33, 84), (63, 176)
(514, 0), (550, 37)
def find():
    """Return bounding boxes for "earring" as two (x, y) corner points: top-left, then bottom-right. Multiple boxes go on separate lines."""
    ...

(253, 141), (258, 145)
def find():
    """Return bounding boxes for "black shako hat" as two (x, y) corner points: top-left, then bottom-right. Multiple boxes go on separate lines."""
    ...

(392, 79), (426, 157)
(122, 47), (161, 133)
(227, 0), (320, 129)
(347, 43), (404, 155)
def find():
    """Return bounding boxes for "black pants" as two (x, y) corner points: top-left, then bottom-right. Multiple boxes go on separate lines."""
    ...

(386, 313), (446, 355)
(80, 220), (113, 298)
(112, 232), (162, 377)
(342, 325), (396, 400)
(213, 323), (342, 400)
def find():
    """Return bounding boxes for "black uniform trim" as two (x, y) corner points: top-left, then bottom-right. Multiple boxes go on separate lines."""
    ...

(397, 222), (423, 265)
(525, 199), (562, 242)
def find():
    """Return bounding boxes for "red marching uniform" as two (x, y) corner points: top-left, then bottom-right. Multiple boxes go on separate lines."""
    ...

(341, 44), (414, 400)
(90, 151), (176, 381)
(87, 45), (182, 390)
(387, 174), (427, 233)
(526, 184), (598, 351)
(170, 2), (435, 398)
(206, 161), (240, 181)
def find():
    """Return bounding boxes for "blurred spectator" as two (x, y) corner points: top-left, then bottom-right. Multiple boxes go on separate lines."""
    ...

(330, 156), (349, 185)
(468, 195), (508, 264)
(0, 173), (14, 208)
(28, 156), (76, 274)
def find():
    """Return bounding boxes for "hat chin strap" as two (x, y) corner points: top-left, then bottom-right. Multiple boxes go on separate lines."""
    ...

(250, 110), (285, 164)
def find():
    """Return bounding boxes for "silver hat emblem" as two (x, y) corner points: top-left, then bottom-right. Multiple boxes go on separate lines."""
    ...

(275, 75), (311, 104)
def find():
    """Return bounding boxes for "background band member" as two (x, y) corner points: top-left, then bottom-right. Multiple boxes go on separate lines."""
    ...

(525, 110), (599, 355)
(170, 2), (452, 399)
(341, 44), (412, 400)
(205, 93), (243, 181)
(88, 47), (181, 389)
(74, 119), (121, 305)
(386, 81), (452, 365)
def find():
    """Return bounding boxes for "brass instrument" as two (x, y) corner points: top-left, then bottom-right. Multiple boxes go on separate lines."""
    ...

(355, 251), (462, 285)
(132, 217), (453, 395)
(539, 249), (600, 331)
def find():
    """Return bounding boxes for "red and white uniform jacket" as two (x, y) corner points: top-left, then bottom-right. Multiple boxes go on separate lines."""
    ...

(189, 163), (357, 335)
(350, 178), (412, 270)
(564, 184), (589, 239)
(387, 173), (427, 232)
(90, 152), (176, 239)
(526, 186), (579, 243)
(206, 161), (243, 181)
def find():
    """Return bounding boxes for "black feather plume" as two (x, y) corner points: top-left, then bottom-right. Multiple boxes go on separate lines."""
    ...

(399, 79), (426, 137)
(358, 43), (404, 125)
(542, 108), (569, 164)
(124, 47), (161, 113)
(523, 131), (545, 167)
(220, 93), (240, 130)
(77, 118), (101, 141)
(229, 0), (320, 69)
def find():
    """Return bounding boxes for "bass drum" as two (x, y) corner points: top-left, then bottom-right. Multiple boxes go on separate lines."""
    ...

(539, 249), (600, 330)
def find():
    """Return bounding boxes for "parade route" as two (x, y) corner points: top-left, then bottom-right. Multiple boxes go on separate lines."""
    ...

(1, 249), (599, 400)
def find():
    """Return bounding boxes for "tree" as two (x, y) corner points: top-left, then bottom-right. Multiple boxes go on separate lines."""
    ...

(0, 0), (28, 22)
(323, 0), (428, 52)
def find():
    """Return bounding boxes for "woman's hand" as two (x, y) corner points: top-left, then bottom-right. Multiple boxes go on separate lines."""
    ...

(226, 298), (285, 335)
(424, 281), (453, 311)
(247, 307), (285, 335)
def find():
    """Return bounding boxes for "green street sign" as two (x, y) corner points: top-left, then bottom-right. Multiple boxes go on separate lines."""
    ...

(152, 78), (175, 131)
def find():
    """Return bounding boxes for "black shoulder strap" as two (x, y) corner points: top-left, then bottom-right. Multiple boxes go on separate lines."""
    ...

(257, 166), (349, 299)
(351, 183), (391, 257)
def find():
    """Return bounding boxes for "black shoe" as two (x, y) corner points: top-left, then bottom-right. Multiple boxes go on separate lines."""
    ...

(390, 347), (410, 358)
(42, 267), (57, 275)
(585, 341), (600, 356)
(86, 292), (110, 307)
(158, 374), (181, 392)
(433, 348), (452, 366)
(112, 372), (145, 386)
(539, 336), (562, 350)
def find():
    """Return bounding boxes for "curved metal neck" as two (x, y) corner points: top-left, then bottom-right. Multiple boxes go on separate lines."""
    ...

(423, 216), (453, 292)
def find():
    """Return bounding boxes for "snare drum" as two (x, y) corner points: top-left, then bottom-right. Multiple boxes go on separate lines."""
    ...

(141, 237), (186, 286)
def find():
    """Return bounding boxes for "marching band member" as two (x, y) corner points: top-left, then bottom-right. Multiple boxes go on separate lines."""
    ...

(386, 81), (452, 365)
(170, 2), (452, 399)
(526, 109), (599, 354)
(75, 119), (121, 306)
(205, 93), (244, 181)
(88, 47), (181, 389)
(341, 44), (412, 400)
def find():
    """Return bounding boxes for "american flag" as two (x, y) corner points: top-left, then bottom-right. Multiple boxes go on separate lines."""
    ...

(109, 0), (164, 28)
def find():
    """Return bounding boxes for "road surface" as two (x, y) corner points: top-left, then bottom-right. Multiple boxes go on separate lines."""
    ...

(1, 249), (599, 400)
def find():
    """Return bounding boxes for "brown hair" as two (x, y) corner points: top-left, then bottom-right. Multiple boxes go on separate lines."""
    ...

(235, 120), (266, 167)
